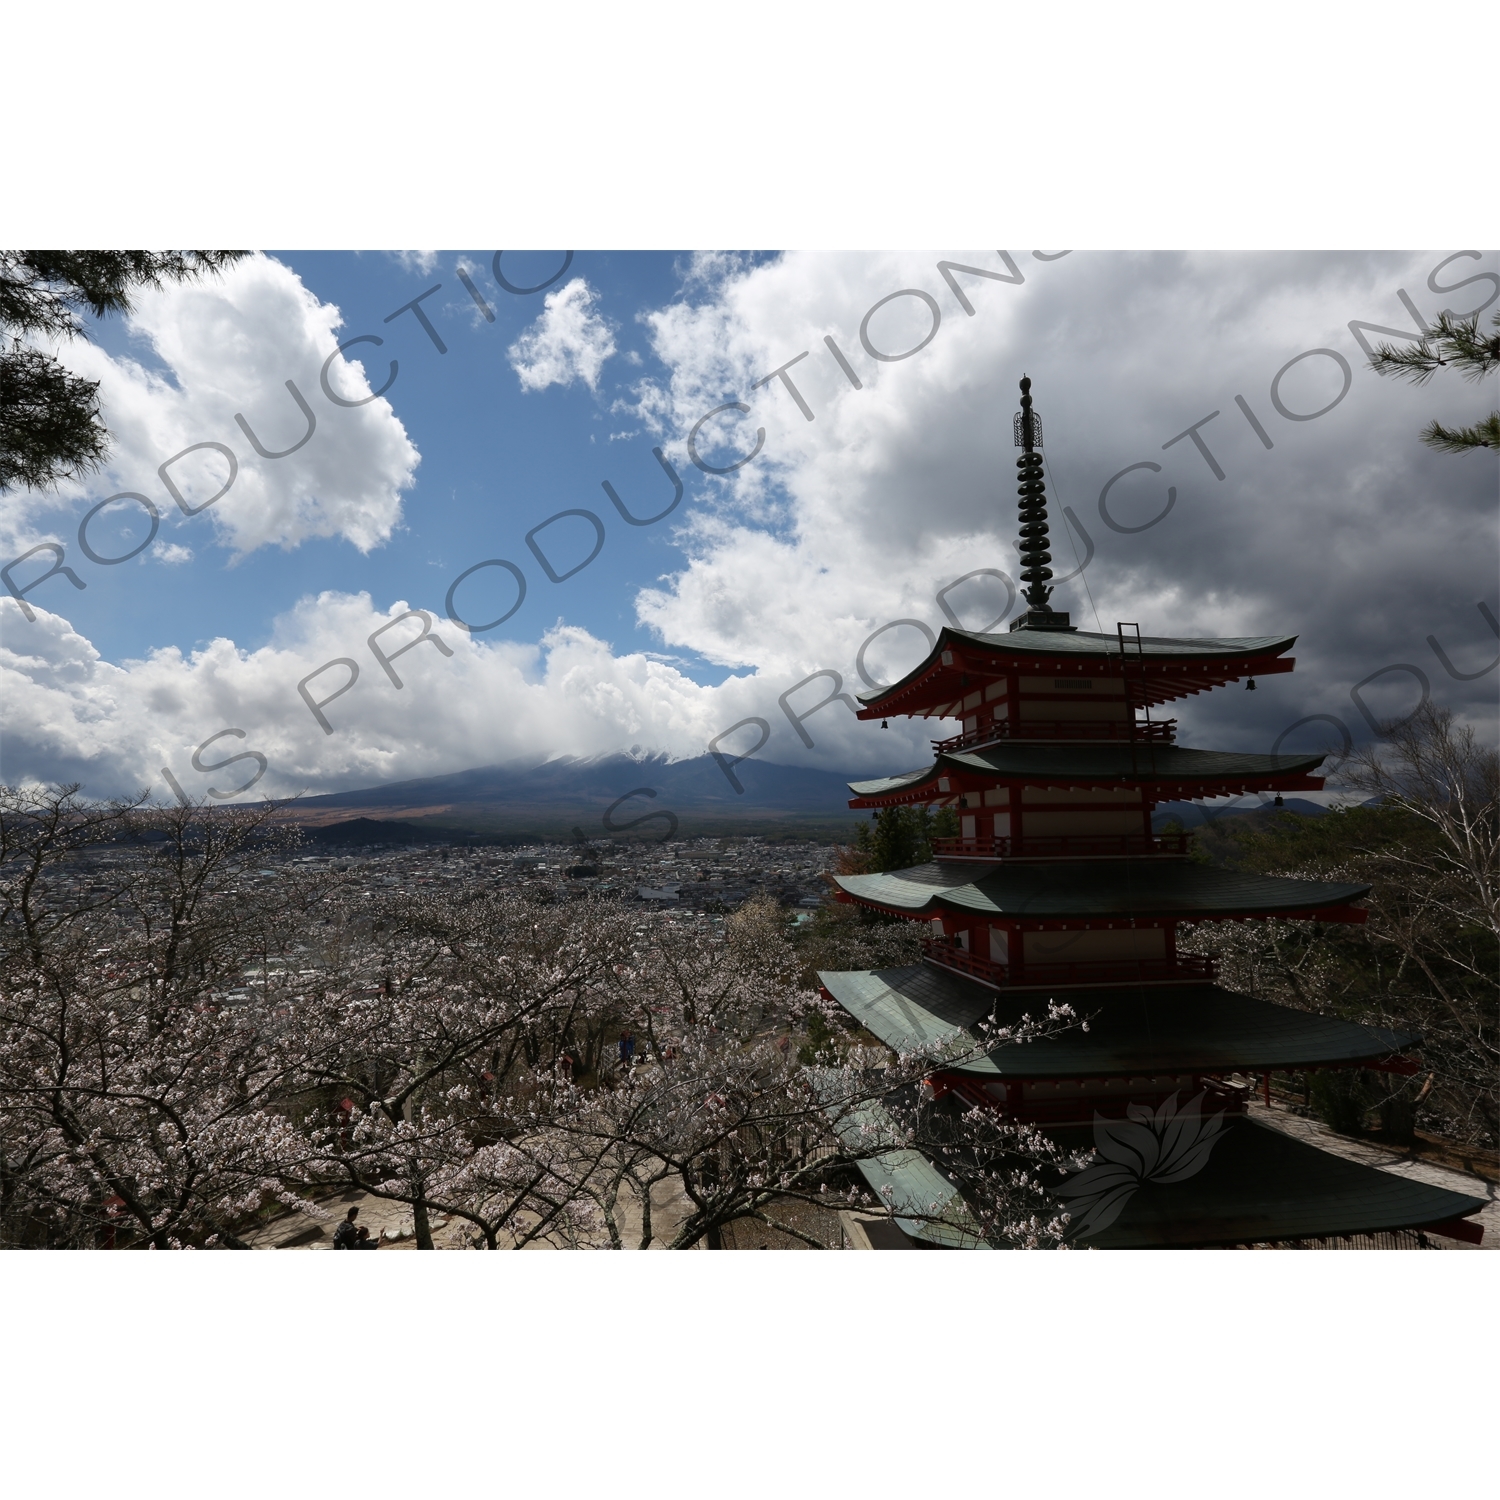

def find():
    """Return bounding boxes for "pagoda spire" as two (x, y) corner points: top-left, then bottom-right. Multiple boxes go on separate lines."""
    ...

(1010, 375), (1073, 631)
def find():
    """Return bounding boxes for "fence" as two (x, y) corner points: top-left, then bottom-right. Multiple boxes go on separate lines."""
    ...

(931, 718), (1176, 753)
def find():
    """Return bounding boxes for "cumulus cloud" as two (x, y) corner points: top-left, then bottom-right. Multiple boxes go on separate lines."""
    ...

(508, 278), (617, 392)
(0, 591), (781, 802)
(626, 250), (1499, 760)
(390, 251), (439, 276)
(3, 252), (1494, 804)
(2, 253), (420, 560)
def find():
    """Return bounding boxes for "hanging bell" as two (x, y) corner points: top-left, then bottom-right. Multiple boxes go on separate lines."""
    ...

(1274, 793), (1284, 807)
(1246, 678), (1257, 691)
(881, 719), (889, 729)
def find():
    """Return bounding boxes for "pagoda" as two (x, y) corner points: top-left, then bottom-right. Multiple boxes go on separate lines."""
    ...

(819, 377), (1487, 1249)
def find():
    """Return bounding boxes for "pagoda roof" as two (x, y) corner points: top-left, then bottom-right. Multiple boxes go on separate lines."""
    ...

(857, 624), (1299, 715)
(833, 859), (1370, 922)
(848, 743), (1326, 804)
(1054, 1115), (1487, 1249)
(818, 965), (1416, 1076)
(828, 1094), (1484, 1249)
(818, 1090), (990, 1249)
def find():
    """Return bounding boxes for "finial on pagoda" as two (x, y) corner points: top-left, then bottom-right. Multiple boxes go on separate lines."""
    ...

(1009, 375), (1074, 632)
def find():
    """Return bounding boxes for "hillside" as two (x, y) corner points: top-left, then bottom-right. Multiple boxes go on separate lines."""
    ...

(285, 753), (875, 843)
(284, 762), (1348, 849)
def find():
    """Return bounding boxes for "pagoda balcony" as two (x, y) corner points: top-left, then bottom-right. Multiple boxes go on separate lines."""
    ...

(930, 718), (1176, 753)
(922, 938), (1216, 990)
(931, 831), (1192, 862)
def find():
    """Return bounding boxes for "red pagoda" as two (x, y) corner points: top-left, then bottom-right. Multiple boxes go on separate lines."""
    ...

(819, 377), (1487, 1249)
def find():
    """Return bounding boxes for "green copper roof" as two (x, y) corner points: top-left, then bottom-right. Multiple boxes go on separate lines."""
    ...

(971, 626), (1296, 657)
(1051, 1116), (1487, 1249)
(856, 625), (1298, 705)
(818, 965), (1416, 1076)
(820, 1091), (990, 1249)
(848, 767), (943, 798)
(829, 1105), (1483, 1249)
(834, 860), (1369, 920)
(848, 743), (1326, 798)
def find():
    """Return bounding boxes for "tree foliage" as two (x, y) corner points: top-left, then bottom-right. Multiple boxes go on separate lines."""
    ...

(0, 792), (1076, 1249)
(787, 809), (955, 985)
(1178, 704), (1498, 1143)
(1368, 308), (1500, 454)
(0, 787), (324, 1247)
(0, 251), (246, 492)
(849, 803), (958, 872)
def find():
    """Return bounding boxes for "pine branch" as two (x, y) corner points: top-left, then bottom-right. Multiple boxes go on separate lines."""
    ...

(1435, 308), (1500, 381)
(1368, 310), (1500, 385)
(0, 252), (250, 341)
(0, 252), (248, 494)
(1421, 413), (1500, 454)
(0, 345), (110, 490)
(1368, 337), (1445, 385)
(1370, 310), (1500, 455)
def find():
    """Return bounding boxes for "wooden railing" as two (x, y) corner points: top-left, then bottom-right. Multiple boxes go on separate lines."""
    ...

(931, 832), (1191, 861)
(922, 939), (1215, 989)
(931, 718), (1176, 753)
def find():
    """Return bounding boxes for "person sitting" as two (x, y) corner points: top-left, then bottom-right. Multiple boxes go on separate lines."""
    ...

(332, 1206), (379, 1249)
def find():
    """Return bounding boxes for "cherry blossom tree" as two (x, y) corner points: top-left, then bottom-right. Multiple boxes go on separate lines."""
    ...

(543, 897), (1086, 1249)
(3, 790), (1092, 1251)
(0, 787), (327, 1247)
(266, 886), (639, 1247)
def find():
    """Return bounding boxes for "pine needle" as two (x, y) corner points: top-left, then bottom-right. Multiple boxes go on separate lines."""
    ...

(1420, 412), (1500, 454)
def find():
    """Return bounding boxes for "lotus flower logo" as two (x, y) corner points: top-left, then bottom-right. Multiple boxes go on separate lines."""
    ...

(1054, 1090), (1227, 1239)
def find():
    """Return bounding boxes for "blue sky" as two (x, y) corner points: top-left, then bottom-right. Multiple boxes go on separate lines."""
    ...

(60, 250), (759, 681)
(2, 249), (1495, 802)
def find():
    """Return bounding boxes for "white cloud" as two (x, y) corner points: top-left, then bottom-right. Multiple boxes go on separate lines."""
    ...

(3, 253), (1494, 804)
(623, 250), (1498, 756)
(0, 591), (804, 801)
(507, 278), (617, 392)
(150, 542), (193, 565)
(390, 251), (439, 276)
(3, 253), (420, 560)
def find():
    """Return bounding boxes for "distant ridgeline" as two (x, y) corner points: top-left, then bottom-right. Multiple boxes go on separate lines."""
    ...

(1151, 797), (1332, 830)
(303, 817), (429, 847)
(286, 753), (871, 844)
(281, 747), (1348, 852)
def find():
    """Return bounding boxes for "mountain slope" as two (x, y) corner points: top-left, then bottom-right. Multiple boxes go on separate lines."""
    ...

(286, 753), (869, 840)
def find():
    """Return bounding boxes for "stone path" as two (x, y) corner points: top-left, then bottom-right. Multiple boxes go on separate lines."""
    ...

(247, 1189), (475, 1250)
(248, 1172), (702, 1250)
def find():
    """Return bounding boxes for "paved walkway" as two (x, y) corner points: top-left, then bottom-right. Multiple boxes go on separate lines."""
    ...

(247, 1189), (477, 1250)
(248, 1172), (701, 1250)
